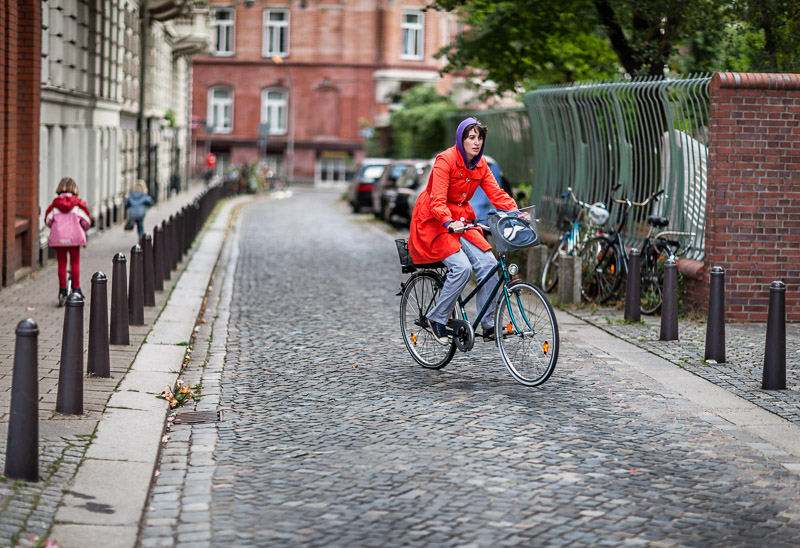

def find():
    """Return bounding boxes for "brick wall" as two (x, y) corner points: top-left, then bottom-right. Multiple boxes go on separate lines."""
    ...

(686, 72), (800, 322)
(0, 0), (40, 287)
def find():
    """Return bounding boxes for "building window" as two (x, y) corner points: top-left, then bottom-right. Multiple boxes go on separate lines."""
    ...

(263, 9), (289, 57)
(212, 8), (235, 56)
(207, 87), (233, 133)
(261, 88), (287, 135)
(402, 10), (424, 60)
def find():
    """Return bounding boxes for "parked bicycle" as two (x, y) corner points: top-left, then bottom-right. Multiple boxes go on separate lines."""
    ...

(588, 185), (695, 313)
(396, 209), (559, 387)
(541, 188), (610, 295)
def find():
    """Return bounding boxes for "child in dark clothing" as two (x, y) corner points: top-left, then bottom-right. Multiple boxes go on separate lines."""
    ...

(124, 179), (154, 238)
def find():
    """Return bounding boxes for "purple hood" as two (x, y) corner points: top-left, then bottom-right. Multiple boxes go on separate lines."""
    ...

(455, 117), (485, 169)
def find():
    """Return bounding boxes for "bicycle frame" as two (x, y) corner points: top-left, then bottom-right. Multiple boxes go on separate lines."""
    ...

(438, 253), (528, 334)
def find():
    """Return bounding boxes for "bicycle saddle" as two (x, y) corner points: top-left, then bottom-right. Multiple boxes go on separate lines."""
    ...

(647, 215), (669, 227)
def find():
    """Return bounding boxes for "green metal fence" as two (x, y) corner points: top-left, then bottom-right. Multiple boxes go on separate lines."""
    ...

(445, 108), (534, 196)
(447, 75), (710, 261)
(524, 75), (710, 260)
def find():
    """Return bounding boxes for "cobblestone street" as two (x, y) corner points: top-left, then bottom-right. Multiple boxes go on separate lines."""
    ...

(141, 189), (800, 548)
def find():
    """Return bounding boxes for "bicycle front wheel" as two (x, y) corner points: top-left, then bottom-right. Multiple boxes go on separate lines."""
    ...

(495, 282), (559, 386)
(579, 235), (621, 304)
(541, 236), (567, 293)
(400, 271), (457, 369)
(640, 242), (667, 315)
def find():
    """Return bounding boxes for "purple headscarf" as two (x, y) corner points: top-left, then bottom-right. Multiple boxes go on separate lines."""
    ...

(455, 117), (486, 170)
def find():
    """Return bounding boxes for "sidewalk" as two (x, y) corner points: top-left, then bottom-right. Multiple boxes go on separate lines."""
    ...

(568, 305), (800, 427)
(0, 184), (254, 548)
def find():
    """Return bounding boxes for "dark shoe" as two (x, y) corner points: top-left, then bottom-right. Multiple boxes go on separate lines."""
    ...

(57, 288), (68, 307)
(71, 287), (84, 299)
(427, 318), (450, 346)
(482, 326), (496, 341)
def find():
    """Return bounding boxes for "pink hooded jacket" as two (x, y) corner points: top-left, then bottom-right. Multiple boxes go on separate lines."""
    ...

(45, 193), (92, 247)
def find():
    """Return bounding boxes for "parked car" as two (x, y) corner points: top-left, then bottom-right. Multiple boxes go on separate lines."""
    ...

(347, 158), (391, 212)
(384, 159), (432, 226)
(406, 155), (512, 222)
(371, 160), (420, 221)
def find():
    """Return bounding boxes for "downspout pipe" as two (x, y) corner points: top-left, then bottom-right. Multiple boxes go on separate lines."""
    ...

(138, 0), (149, 186)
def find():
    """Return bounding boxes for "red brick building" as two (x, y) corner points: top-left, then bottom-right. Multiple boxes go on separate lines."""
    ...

(192, 0), (461, 185)
(1, 1), (41, 286)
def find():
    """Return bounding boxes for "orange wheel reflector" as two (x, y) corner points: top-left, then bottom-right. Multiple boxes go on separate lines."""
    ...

(543, 341), (549, 354)
(411, 334), (417, 345)
(506, 323), (513, 334)
(610, 265), (615, 274)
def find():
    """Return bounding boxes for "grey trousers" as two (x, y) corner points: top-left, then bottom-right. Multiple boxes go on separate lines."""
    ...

(428, 238), (498, 329)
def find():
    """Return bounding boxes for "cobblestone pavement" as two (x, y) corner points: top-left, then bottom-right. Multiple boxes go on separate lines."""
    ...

(569, 307), (800, 427)
(142, 189), (800, 547)
(0, 185), (206, 548)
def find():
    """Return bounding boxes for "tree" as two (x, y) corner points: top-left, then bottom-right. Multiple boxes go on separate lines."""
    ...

(430, 0), (736, 93)
(431, 0), (620, 94)
(389, 85), (458, 159)
(731, 0), (800, 72)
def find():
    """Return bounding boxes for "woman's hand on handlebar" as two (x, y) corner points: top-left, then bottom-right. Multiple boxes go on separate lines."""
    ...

(448, 220), (467, 233)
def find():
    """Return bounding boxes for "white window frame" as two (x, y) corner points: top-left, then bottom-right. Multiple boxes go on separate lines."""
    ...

(260, 88), (287, 135)
(316, 157), (348, 186)
(211, 8), (235, 56)
(401, 9), (424, 60)
(262, 9), (289, 58)
(207, 86), (233, 134)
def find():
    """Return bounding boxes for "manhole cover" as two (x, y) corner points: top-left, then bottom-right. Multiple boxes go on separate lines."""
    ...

(173, 410), (221, 425)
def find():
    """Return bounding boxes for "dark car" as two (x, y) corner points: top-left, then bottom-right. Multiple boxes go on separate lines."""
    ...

(371, 160), (420, 221)
(406, 155), (512, 222)
(385, 159), (433, 225)
(347, 158), (391, 212)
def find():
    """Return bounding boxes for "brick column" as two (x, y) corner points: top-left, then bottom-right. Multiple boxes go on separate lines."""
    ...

(689, 72), (800, 322)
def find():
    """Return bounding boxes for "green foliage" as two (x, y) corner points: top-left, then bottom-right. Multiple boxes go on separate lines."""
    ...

(389, 85), (458, 159)
(431, 0), (619, 94)
(731, 0), (800, 72)
(431, 0), (800, 95)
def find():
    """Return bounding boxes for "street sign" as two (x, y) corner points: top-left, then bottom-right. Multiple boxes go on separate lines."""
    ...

(205, 153), (217, 169)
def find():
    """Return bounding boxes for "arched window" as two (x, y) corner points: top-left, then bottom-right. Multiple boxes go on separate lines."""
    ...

(207, 86), (233, 133)
(261, 88), (287, 135)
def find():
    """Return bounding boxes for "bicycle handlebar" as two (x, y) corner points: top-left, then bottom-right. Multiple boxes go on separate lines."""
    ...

(612, 188), (665, 208)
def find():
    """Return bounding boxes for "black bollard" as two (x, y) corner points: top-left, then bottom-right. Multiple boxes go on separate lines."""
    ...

(152, 225), (165, 290)
(56, 293), (84, 415)
(624, 249), (641, 322)
(141, 233), (156, 307)
(87, 272), (110, 377)
(165, 217), (176, 272)
(110, 252), (130, 345)
(158, 222), (171, 282)
(762, 281), (786, 390)
(659, 258), (679, 341)
(5, 319), (40, 481)
(129, 244), (145, 326)
(704, 267), (726, 363)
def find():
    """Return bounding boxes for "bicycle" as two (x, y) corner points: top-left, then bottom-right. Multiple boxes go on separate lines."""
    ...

(594, 185), (695, 314)
(396, 210), (559, 387)
(541, 188), (610, 299)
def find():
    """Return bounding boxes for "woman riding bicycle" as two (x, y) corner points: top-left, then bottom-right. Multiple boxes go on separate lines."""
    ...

(408, 117), (520, 345)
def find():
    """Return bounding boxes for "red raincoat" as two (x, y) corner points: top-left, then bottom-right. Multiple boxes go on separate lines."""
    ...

(409, 145), (517, 264)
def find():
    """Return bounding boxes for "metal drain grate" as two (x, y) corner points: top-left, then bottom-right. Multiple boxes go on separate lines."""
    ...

(173, 410), (222, 425)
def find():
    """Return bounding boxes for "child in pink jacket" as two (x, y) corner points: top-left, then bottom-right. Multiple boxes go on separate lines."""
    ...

(44, 177), (92, 306)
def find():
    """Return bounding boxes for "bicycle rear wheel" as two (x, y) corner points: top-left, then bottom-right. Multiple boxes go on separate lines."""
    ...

(400, 271), (457, 369)
(495, 282), (559, 386)
(579, 235), (621, 304)
(640, 242), (667, 315)
(541, 236), (567, 293)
